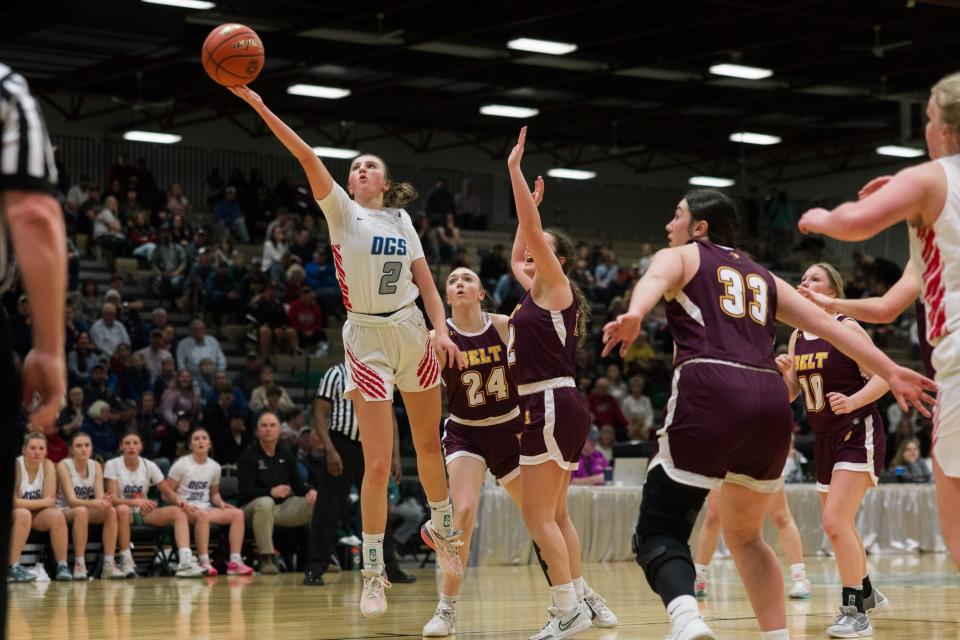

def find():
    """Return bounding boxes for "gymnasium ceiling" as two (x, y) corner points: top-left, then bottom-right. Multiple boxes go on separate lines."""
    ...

(3, 0), (960, 183)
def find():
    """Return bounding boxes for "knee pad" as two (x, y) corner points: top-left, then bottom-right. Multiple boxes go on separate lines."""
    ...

(634, 533), (693, 582)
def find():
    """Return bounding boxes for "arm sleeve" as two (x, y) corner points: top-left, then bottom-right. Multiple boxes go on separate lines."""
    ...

(0, 69), (58, 193)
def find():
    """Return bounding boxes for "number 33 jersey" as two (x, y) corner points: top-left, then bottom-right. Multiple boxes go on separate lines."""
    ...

(442, 317), (519, 425)
(667, 241), (779, 371)
(318, 183), (425, 314)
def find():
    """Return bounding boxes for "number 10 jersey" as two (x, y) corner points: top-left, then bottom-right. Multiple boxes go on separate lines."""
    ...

(667, 241), (779, 371)
(317, 183), (426, 315)
(442, 317), (519, 425)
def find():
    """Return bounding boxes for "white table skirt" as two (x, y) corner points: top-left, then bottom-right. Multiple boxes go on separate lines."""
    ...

(469, 484), (944, 566)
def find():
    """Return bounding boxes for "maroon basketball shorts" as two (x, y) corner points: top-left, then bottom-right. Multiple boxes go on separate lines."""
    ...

(442, 413), (523, 484)
(813, 409), (885, 492)
(652, 359), (792, 492)
(516, 377), (591, 472)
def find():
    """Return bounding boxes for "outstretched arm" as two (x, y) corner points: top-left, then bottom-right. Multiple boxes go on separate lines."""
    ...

(799, 261), (920, 324)
(510, 174), (544, 291)
(228, 86), (334, 202)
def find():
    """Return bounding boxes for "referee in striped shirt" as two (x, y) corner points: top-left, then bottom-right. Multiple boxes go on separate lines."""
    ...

(313, 363), (415, 584)
(0, 64), (68, 626)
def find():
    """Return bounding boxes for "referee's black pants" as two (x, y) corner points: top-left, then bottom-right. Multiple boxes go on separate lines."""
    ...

(0, 311), (20, 637)
(329, 431), (401, 569)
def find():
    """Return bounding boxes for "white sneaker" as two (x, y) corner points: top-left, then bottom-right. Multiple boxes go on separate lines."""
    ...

(34, 565), (51, 583)
(667, 616), (716, 640)
(529, 603), (592, 640)
(826, 605), (872, 638)
(422, 605), (456, 636)
(359, 569), (391, 618)
(73, 562), (88, 581)
(175, 558), (207, 578)
(101, 562), (125, 580)
(120, 556), (138, 579)
(420, 522), (464, 577)
(788, 576), (812, 599)
(584, 590), (618, 627)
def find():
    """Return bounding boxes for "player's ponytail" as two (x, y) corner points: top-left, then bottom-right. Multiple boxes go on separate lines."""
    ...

(932, 72), (960, 138)
(383, 181), (418, 208)
(545, 228), (591, 346)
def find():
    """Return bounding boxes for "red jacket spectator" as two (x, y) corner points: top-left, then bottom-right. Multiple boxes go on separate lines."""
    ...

(288, 288), (325, 336)
(588, 377), (628, 432)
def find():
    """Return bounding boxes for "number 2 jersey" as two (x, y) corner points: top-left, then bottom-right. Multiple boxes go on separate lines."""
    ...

(317, 183), (426, 315)
(793, 316), (875, 433)
(668, 241), (778, 371)
(442, 317), (520, 426)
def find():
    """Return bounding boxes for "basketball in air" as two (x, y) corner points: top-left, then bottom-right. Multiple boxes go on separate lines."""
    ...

(201, 23), (265, 87)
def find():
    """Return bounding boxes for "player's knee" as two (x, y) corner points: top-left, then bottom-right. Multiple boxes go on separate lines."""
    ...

(116, 504), (131, 521)
(702, 506), (722, 529)
(232, 509), (244, 524)
(105, 505), (117, 518)
(13, 508), (31, 527)
(195, 509), (210, 523)
(770, 509), (792, 531)
(821, 508), (848, 540)
(721, 520), (762, 548)
(73, 506), (89, 524)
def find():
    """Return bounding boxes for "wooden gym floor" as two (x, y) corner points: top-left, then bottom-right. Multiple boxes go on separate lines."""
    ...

(9, 555), (960, 639)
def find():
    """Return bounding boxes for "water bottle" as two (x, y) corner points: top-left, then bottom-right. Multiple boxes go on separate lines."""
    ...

(351, 546), (361, 571)
(895, 466), (906, 484)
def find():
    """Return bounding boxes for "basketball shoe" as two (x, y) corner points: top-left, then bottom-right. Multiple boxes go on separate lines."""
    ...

(826, 606), (871, 638)
(584, 590), (618, 627)
(420, 522), (464, 577)
(422, 604), (456, 636)
(667, 616), (716, 640)
(694, 575), (708, 600)
(788, 576), (812, 599)
(529, 602), (592, 640)
(359, 568), (391, 618)
(863, 587), (888, 612)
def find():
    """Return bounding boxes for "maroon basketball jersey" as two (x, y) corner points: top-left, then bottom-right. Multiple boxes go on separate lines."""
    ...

(443, 317), (518, 422)
(507, 287), (580, 385)
(793, 315), (877, 433)
(668, 241), (778, 371)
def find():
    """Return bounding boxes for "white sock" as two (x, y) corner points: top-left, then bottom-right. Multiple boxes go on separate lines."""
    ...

(199, 554), (210, 564)
(362, 532), (384, 571)
(120, 549), (133, 562)
(104, 555), (115, 566)
(179, 548), (192, 564)
(550, 582), (578, 612)
(439, 593), (457, 608)
(230, 553), (243, 564)
(760, 630), (790, 640)
(75, 557), (86, 569)
(790, 562), (806, 579)
(694, 563), (709, 579)
(667, 595), (700, 630)
(573, 576), (588, 601)
(428, 498), (453, 536)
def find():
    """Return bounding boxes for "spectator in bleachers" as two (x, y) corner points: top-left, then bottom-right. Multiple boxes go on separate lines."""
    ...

(210, 371), (249, 413)
(887, 412), (930, 467)
(122, 352), (153, 402)
(248, 365), (295, 415)
(238, 412), (322, 576)
(193, 358), (218, 405)
(213, 410), (251, 466)
(213, 237), (235, 269)
(67, 236), (81, 292)
(284, 264), (307, 303)
(301, 212), (319, 242)
(202, 385), (238, 433)
(91, 302), (130, 358)
(605, 363), (628, 402)
(136, 392), (162, 457)
(161, 369), (201, 429)
(78, 185), (103, 237)
(621, 375), (654, 434)
(569, 256), (595, 300)
(166, 182), (191, 216)
(84, 357), (121, 409)
(288, 286), (327, 355)
(76, 278), (102, 324)
(144, 306), (170, 339)
(69, 331), (100, 385)
(262, 225), (289, 282)
(885, 437), (931, 484)
(436, 213), (461, 264)
(118, 185), (142, 225)
(204, 259), (240, 324)
(636, 243), (654, 277)
(597, 424), (616, 462)
(10, 294), (32, 360)
(58, 387), (86, 442)
(64, 306), (88, 354)
(11, 433), (72, 582)
(450, 247), (470, 270)
(455, 178), (482, 229)
(249, 282), (297, 359)
(492, 270), (525, 314)
(186, 227), (212, 266)
(63, 195), (82, 240)
(176, 319), (226, 377)
(82, 400), (119, 460)
(415, 215), (439, 262)
(104, 284), (145, 348)
(169, 212), (193, 247)
(108, 342), (132, 379)
(187, 248), (214, 308)
(92, 196), (129, 267)
(588, 377), (628, 439)
(570, 427), (608, 486)
(129, 211), (157, 261)
(67, 174), (94, 208)
(305, 247), (344, 320)
(44, 421), (69, 464)
(593, 249), (619, 303)
(135, 329), (172, 384)
(152, 229), (188, 307)
(265, 206), (292, 243)
(116, 400), (140, 440)
(479, 243), (508, 291)
(214, 185), (251, 243)
(233, 351), (263, 399)
(281, 406), (306, 447)
(425, 178), (455, 227)
(290, 228), (316, 266)
(622, 330), (655, 376)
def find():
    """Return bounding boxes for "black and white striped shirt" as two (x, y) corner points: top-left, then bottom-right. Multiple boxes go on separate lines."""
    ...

(316, 363), (359, 442)
(0, 63), (58, 293)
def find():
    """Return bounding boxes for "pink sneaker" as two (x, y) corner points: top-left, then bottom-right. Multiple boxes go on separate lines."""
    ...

(227, 560), (254, 576)
(199, 561), (218, 577)
(359, 569), (391, 618)
(420, 522), (464, 577)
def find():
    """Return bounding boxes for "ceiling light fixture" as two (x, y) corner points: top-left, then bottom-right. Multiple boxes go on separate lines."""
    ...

(479, 104), (539, 118)
(709, 63), (773, 80)
(287, 84), (351, 99)
(547, 168), (596, 180)
(507, 37), (577, 55)
(876, 145), (925, 158)
(729, 132), (782, 145)
(689, 176), (735, 188)
(123, 131), (182, 144)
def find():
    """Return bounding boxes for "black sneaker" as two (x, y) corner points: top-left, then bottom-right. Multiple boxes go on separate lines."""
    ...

(386, 567), (416, 584)
(303, 571), (325, 586)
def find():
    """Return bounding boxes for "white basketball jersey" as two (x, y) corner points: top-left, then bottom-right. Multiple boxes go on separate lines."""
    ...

(317, 183), (425, 315)
(167, 454), (221, 510)
(908, 155), (960, 345)
(56, 457), (97, 508)
(16, 456), (44, 500)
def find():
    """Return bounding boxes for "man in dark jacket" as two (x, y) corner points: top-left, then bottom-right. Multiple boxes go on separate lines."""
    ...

(238, 411), (331, 578)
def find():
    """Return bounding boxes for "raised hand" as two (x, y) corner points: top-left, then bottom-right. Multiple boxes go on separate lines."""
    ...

(228, 85), (264, 107)
(887, 366), (938, 417)
(507, 126), (527, 171)
(601, 311), (643, 358)
(532, 175), (545, 207)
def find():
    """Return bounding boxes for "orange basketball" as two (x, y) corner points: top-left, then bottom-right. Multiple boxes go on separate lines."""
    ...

(201, 23), (264, 87)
